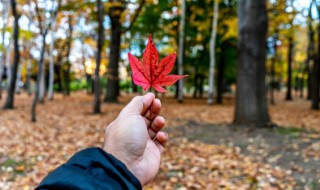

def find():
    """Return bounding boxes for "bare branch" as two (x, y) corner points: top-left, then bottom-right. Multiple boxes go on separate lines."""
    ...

(32, 0), (61, 36)
(44, 0), (61, 36)
(33, 0), (44, 34)
(121, 0), (146, 34)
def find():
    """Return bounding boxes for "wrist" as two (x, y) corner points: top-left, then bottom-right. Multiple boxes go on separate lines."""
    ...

(103, 147), (144, 185)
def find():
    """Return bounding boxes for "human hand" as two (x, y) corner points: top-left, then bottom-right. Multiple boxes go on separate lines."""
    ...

(103, 93), (168, 186)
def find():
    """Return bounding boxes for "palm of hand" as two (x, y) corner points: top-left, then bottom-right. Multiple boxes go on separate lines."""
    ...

(103, 93), (167, 186)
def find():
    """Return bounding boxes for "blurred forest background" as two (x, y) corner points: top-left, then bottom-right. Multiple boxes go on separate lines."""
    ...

(1, 0), (320, 189)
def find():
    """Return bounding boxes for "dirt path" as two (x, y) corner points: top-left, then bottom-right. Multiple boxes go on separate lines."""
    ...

(168, 124), (320, 190)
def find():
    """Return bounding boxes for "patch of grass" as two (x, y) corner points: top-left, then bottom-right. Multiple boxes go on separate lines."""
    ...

(0, 157), (27, 175)
(1, 158), (19, 167)
(274, 127), (305, 137)
(307, 179), (319, 190)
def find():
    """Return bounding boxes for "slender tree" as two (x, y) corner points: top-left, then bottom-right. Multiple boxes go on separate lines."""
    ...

(216, 45), (224, 104)
(79, 29), (92, 94)
(285, 0), (296, 101)
(268, 0), (281, 105)
(31, 0), (60, 121)
(25, 1), (34, 96)
(177, 0), (186, 103)
(208, 0), (219, 105)
(234, 0), (270, 126)
(311, 28), (320, 110)
(311, 0), (320, 110)
(104, 0), (145, 103)
(306, 2), (315, 100)
(5, 41), (12, 90)
(63, 15), (74, 96)
(312, 0), (320, 110)
(3, 0), (20, 109)
(270, 31), (278, 105)
(38, 54), (46, 103)
(286, 35), (294, 100)
(0, 0), (10, 100)
(48, 15), (57, 100)
(77, 12), (93, 94)
(26, 41), (33, 96)
(93, 0), (104, 114)
(15, 63), (22, 94)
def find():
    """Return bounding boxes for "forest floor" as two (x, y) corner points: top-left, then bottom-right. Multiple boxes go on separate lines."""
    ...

(0, 92), (319, 190)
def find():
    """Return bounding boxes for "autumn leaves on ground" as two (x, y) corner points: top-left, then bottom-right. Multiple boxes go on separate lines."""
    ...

(0, 93), (319, 190)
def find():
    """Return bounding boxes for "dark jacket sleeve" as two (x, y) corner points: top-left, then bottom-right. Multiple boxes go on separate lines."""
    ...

(35, 147), (142, 190)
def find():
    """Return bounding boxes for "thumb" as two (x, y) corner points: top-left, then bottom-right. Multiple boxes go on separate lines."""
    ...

(119, 93), (155, 116)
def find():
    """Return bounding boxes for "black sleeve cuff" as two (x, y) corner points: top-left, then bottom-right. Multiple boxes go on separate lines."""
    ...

(36, 147), (142, 190)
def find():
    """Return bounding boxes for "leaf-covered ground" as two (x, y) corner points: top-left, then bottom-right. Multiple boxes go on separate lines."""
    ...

(0, 93), (319, 189)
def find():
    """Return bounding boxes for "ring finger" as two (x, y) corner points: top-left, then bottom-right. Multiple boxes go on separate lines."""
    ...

(148, 116), (165, 140)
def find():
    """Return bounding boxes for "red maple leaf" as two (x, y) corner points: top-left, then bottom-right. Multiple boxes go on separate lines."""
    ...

(128, 35), (187, 93)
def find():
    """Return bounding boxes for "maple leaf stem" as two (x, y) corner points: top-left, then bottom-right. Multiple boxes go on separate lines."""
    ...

(146, 88), (158, 98)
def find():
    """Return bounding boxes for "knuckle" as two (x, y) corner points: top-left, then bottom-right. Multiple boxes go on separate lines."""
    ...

(132, 96), (142, 104)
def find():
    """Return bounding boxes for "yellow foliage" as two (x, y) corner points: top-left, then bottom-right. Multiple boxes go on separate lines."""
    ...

(196, 34), (203, 42)
(121, 43), (130, 50)
(84, 38), (96, 47)
(221, 18), (238, 40)
(85, 58), (108, 76)
(104, 2), (122, 11)
(120, 10), (129, 23)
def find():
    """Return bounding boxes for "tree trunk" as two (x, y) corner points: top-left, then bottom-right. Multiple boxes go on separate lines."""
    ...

(131, 76), (138, 93)
(82, 61), (92, 94)
(104, 8), (122, 103)
(56, 65), (63, 92)
(199, 75), (204, 98)
(270, 56), (276, 104)
(15, 63), (22, 94)
(0, 51), (4, 99)
(175, 81), (179, 98)
(0, 43), (4, 100)
(31, 0), (60, 121)
(104, 1), (145, 101)
(307, 63), (313, 100)
(63, 65), (71, 95)
(306, 4), (315, 100)
(311, 23), (320, 110)
(64, 15), (73, 96)
(193, 67), (199, 99)
(85, 74), (92, 93)
(234, 0), (270, 127)
(80, 36), (92, 94)
(208, 0), (219, 105)
(26, 57), (32, 96)
(48, 20), (57, 101)
(286, 36), (293, 100)
(3, 0), (20, 109)
(299, 76), (304, 98)
(38, 62), (46, 103)
(5, 41), (12, 89)
(93, 0), (104, 113)
(270, 32), (278, 105)
(0, 0), (9, 100)
(26, 10), (33, 96)
(216, 47), (225, 104)
(177, 0), (186, 103)
(31, 33), (46, 122)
